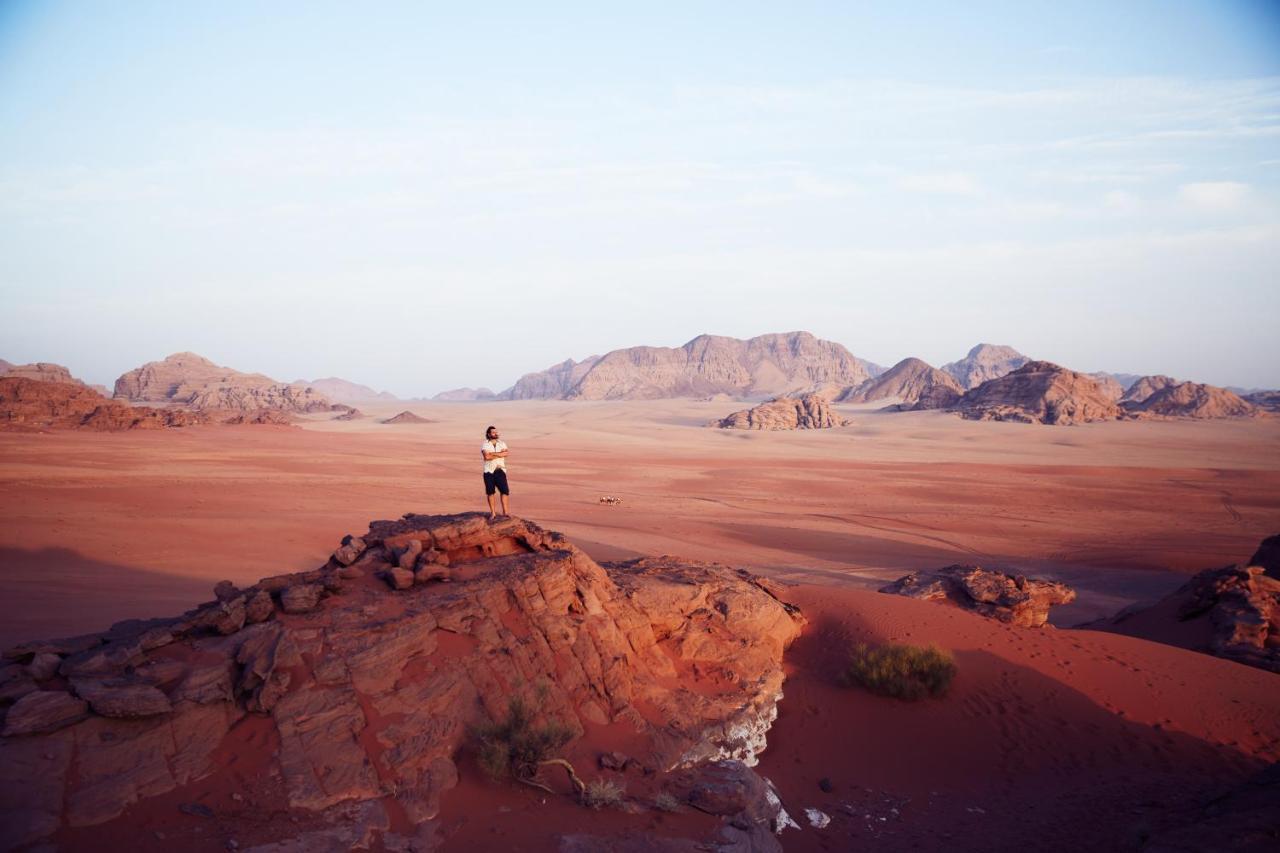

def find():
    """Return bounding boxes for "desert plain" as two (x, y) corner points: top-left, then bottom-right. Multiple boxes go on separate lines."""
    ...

(2, 399), (1279, 851)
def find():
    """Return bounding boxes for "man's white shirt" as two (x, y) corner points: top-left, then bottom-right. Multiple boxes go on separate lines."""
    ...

(482, 439), (508, 473)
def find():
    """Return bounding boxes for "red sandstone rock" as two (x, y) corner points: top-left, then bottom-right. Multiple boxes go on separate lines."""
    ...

(715, 393), (848, 431)
(1124, 380), (1259, 419)
(113, 352), (335, 415)
(280, 584), (323, 613)
(72, 680), (172, 718)
(0, 377), (206, 432)
(880, 565), (1076, 627)
(953, 361), (1123, 425)
(941, 343), (1030, 389)
(0, 513), (803, 850)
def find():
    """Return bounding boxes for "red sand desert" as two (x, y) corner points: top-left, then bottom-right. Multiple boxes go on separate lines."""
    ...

(2, 399), (1278, 851)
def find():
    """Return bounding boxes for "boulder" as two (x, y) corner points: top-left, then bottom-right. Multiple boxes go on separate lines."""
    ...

(1248, 534), (1280, 579)
(25, 653), (62, 682)
(280, 584), (323, 614)
(245, 589), (276, 623)
(2, 691), (89, 735)
(880, 565), (1076, 627)
(333, 535), (366, 566)
(72, 680), (172, 718)
(214, 580), (240, 602)
(386, 567), (415, 590)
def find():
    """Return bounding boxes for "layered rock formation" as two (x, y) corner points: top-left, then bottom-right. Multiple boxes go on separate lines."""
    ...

(880, 565), (1076, 627)
(500, 332), (880, 401)
(715, 394), (849, 431)
(432, 387), (497, 401)
(1088, 373), (1125, 402)
(0, 378), (208, 431)
(114, 353), (335, 414)
(941, 343), (1029, 389)
(293, 377), (398, 404)
(953, 361), (1123, 425)
(1124, 381), (1259, 419)
(838, 357), (963, 409)
(0, 514), (803, 850)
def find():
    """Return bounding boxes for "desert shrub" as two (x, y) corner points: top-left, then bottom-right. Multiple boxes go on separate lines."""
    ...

(582, 777), (625, 810)
(471, 696), (574, 781)
(841, 642), (956, 700)
(652, 791), (681, 813)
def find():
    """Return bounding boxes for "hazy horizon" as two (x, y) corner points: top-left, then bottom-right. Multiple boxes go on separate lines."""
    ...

(2, 2), (1278, 396)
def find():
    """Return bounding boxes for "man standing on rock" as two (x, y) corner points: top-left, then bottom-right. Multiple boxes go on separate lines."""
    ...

(481, 425), (510, 519)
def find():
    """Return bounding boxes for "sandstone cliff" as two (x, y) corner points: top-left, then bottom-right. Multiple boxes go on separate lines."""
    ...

(0, 361), (86, 386)
(953, 361), (1123, 425)
(0, 378), (208, 431)
(838, 357), (963, 408)
(941, 343), (1029, 389)
(114, 353), (335, 414)
(500, 332), (879, 401)
(715, 393), (849, 430)
(0, 514), (803, 851)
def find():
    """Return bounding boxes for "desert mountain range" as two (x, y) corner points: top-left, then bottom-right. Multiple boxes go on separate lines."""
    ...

(499, 332), (883, 401)
(837, 357), (964, 409)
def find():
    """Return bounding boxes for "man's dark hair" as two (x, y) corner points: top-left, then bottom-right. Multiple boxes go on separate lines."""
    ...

(485, 425), (497, 437)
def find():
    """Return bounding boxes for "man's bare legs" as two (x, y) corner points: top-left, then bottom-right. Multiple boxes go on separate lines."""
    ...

(487, 492), (498, 519)
(500, 493), (509, 517)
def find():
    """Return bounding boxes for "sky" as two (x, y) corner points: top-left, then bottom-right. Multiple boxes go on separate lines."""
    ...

(1, 1), (1278, 396)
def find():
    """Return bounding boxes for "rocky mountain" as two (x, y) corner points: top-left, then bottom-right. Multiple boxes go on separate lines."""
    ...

(294, 377), (398, 404)
(1120, 374), (1179, 404)
(714, 393), (848, 430)
(838, 357), (963, 409)
(0, 514), (802, 851)
(0, 377), (207, 431)
(431, 387), (496, 402)
(953, 361), (1123, 425)
(1092, 371), (1142, 392)
(503, 332), (879, 401)
(500, 356), (602, 400)
(1124, 381), (1259, 419)
(941, 343), (1030, 390)
(114, 353), (335, 414)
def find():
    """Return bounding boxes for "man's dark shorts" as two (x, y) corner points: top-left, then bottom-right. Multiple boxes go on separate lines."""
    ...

(483, 469), (510, 496)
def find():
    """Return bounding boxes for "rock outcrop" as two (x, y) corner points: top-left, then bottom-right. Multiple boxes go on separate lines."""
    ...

(1098, 554), (1280, 673)
(0, 378), (208, 431)
(941, 343), (1029, 390)
(880, 565), (1076, 627)
(500, 332), (880, 401)
(953, 361), (1123, 425)
(715, 394), (849, 431)
(381, 410), (433, 424)
(838, 357), (963, 409)
(0, 514), (803, 850)
(1124, 381), (1259, 419)
(114, 352), (335, 414)
(1249, 534), (1280, 579)
(431, 387), (497, 401)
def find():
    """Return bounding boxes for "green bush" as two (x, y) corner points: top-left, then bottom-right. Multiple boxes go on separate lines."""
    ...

(582, 777), (625, 810)
(471, 696), (574, 781)
(841, 642), (956, 700)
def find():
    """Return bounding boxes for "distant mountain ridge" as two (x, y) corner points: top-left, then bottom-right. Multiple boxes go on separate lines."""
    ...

(941, 344), (1030, 390)
(114, 352), (335, 414)
(294, 377), (398, 404)
(838, 357), (963, 408)
(498, 332), (881, 401)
